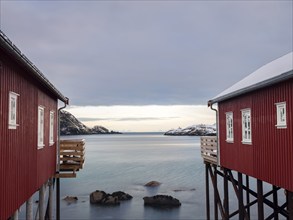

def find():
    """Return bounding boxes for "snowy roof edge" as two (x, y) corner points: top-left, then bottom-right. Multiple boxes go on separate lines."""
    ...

(209, 52), (293, 104)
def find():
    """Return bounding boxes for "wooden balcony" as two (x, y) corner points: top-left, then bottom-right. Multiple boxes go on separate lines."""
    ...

(56, 139), (85, 178)
(201, 136), (218, 165)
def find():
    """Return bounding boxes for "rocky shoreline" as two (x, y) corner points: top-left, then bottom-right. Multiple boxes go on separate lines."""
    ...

(60, 110), (122, 135)
(164, 124), (216, 136)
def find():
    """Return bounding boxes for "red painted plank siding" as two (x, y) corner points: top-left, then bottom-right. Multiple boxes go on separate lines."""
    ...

(219, 79), (293, 191)
(0, 51), (58, 219)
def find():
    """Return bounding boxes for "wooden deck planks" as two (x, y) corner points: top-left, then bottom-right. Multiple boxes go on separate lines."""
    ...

(57, 139), (85, 178)
(201, 136), (218, 165)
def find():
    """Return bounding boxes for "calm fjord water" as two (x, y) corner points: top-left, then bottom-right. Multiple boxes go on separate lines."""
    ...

(60, 133), (206, 220)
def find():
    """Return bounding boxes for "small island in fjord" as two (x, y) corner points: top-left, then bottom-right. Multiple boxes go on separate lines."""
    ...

(60, 110), (121, 135)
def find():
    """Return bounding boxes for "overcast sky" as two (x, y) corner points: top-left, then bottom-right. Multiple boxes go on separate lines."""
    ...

(1, 1), (292, 131)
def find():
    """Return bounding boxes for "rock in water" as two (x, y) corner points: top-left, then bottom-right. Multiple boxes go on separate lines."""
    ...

(143, 195), (181, 207)
(111, 191), (133, 201)
(90, 190), (132, 206)
(102, 195), (119, 205)
(63, 196), (78, 205)
(63, 196), (78, 202)
(144, 181), (161, 187)
(90, 190), (107, 204)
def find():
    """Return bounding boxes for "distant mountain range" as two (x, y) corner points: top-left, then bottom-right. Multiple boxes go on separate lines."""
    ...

(164, 124), (216, 136)
(60, 110), (121, 135)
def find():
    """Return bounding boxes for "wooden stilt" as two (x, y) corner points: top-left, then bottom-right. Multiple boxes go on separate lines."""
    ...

(208, 165), (225, 218)
(39, 183), (46, 220)
(238, 172), (244, 220)
(223, 168), (229, 220)
(272, 185), (279, 220)
(227, 170), (249, 219)
(214, 165), (218, 220)
(246, 175), (250, 218)
(56, 176), (60, 220)
(49, 178), (54, 220)
(206, 163), (210, 220)
(288, 191), (293, 220)
(257, 179), (264, 220)
(26, 196), (33, 220)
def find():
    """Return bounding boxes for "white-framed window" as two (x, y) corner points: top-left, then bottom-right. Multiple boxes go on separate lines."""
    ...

(49, 111), (54, 145)
(38, 106), (45, 149)
(241, 109), (252, 144)
(225, 112), (234, 142)
(8, 92), (19, 129)
(275, 102), (287, 128)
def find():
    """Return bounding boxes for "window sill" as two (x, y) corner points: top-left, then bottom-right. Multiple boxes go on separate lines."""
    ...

(49, 142), (55, 146)
(38, 145), (45, 149)
(226, 140), (234, 143)
(242, 141), (252, 145)
(275, 125), (287, 129)
(9, 124), (19, 129)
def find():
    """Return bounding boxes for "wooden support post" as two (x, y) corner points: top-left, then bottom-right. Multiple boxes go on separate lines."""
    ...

(227, 170), (249, 219)
(56, 177), (60, 220)
(246, 175), (250, 218)
(26, 196), (33, 220)
(223, 168), (229, 220)
(288, 191), (293, 220)
(39, 183), (46, 220)
(49, 178), (54, 220)
(205, 163), (210, 220)
(209, 166), (226, 218)
(257, 179), (264, 220)
(238, 172), (244, 220)
(214, 165), (218, 220)
(272, 185), (279, 220)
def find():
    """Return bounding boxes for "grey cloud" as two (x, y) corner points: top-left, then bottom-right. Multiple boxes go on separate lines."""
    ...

(1, 1), (292, 105)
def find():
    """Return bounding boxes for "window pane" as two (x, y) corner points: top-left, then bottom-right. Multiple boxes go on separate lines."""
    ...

(226, 112), (233, 141)
(242, 109), (251, 143)
(38, 107), (44, 148)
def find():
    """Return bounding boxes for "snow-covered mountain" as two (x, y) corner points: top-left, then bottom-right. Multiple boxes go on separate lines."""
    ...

(60, 110), (121, 135)
(164, 124), (216, 136)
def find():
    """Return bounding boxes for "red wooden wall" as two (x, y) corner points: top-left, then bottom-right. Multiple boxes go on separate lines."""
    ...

(0, 50), (58, 219)
(218, 79), (293, 191)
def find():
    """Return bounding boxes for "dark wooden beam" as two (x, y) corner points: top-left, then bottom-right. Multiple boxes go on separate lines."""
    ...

(246, 175), (250, 218)
(257, 179), (264, 220)
(227, 170), (249, 219)
(208, 165), (225, 219)
(214, 165), (218, 220)
(205, 163), (210, 220)
(217, 171), (288, 217)
(288, 191), (293, 220)
(238, 172), (244, 220)
(272, 185), (279, 220)
(224, 168), (229, 220)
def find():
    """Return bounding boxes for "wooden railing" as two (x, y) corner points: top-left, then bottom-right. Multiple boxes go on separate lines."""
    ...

(201, 136), (218, 165)
(56, 139), (85, 178)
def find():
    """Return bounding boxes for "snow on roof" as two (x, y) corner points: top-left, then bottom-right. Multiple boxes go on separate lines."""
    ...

(210, 52), (293, 104)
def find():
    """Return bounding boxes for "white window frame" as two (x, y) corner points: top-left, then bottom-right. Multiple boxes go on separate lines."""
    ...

(38, 106), (45, 149)
(241, 108), (252, 144)
(8, 92), (19, 129)
(275, 102), (287, 128)
(225, 112), (234, 142)
(49, 111), (54, 146)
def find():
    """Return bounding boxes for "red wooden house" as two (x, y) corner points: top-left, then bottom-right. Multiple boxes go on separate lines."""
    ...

(0, 31), (68, 219)
(209, 52), (293, 191)
(203, 52), (293, 219)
